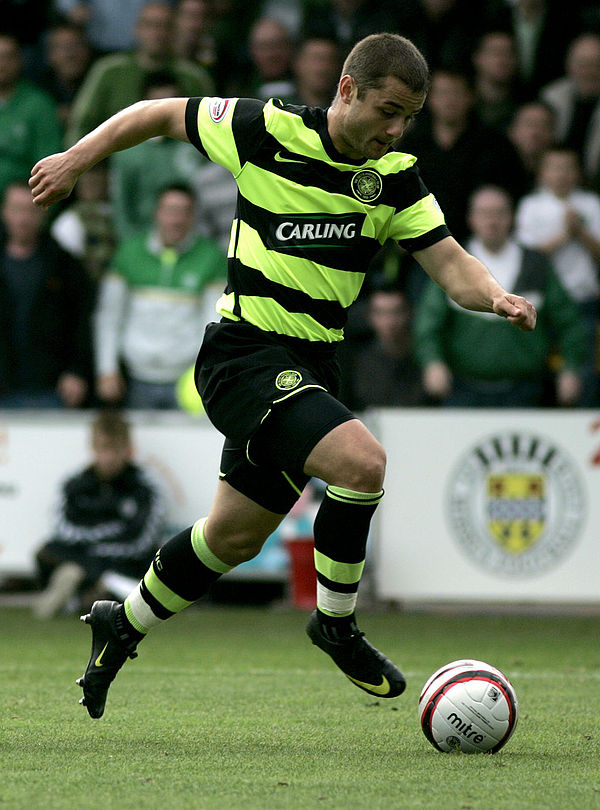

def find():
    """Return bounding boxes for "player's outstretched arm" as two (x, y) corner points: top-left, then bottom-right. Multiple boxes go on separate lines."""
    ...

(30, 98), (189, 209)
(413, 236), (537, 332)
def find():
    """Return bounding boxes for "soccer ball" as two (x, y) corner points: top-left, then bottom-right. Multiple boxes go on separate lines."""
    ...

(418, 659), (518, 754)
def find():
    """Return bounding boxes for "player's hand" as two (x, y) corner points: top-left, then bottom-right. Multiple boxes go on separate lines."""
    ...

(493, 293), (537, 332)
(29, 152), (80, 209)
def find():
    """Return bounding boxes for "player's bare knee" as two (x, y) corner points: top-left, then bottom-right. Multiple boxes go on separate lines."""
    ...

(357, 445), (386, 491)
(335, 442), (386, 492)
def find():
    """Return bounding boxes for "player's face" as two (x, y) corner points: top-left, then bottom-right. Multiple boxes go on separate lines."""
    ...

(336, 76), (425, 160)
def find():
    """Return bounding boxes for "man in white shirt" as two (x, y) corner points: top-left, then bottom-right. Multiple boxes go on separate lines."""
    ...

(515, 147), (600, 406)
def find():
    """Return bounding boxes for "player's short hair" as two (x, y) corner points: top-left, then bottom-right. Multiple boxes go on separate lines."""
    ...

(92, 411), (131, 446)
(340, 33), (430, 98)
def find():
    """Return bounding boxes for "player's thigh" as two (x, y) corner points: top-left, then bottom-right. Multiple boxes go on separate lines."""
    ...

(303, 418), (386, 491)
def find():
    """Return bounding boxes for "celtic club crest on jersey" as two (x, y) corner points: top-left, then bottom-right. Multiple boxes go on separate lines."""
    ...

(351, 169), (382, 203)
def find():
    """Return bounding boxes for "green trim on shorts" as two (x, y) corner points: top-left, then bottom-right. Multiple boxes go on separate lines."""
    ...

(281, 470), (303, 497)
(273, 383), (326, 404)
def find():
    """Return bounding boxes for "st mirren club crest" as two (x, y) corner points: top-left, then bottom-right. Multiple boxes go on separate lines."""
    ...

(351, 169), (382, 203)
(487, 472), (546, 553)
(447, 432), (585, 577)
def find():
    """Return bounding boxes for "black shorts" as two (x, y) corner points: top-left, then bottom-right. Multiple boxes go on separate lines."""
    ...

(195, 320), (355, 513)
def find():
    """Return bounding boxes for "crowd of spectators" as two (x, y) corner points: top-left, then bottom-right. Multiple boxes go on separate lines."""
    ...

(2, 0), (600, 411)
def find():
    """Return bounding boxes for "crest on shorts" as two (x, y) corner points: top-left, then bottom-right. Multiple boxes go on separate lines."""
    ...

(351, 169), (382, 203)
(275, 369), (302, 390)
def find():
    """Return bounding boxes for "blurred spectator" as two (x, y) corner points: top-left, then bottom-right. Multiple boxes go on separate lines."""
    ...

(54, 0), (149, 54)
(4, 0), (51, 52)
(191, 158), (239, 252)
(401, 68), (525, 241)
(196, 0), (262, 95)
(393, 0), (486, 73)
(342, 284), (427, 411)
(483, 0), (579, 99)
(37, 23), (94, 130)
(515, 147), (600, 406)
(66, 0), (214, 145)
(540, 33), (600, 183)
(579, 2), (600, 34)
(94, 184), (226, 409)
(0, 33), (63, 200)
(0, 181), (93, 408)
(415, 185), (587, 408)
(472, 30), (522, 132)
(261, 0), (303, 38)
(34, 410), (165, 618)
(50, 161), (116, 285)
(109, 70), (206, 241)
(289, 36), (341, 107)
(301, 0), (398, 51)
(508, 100), (557, 193)
(228, 17), (296, 100)
(173, 0), (218, 77)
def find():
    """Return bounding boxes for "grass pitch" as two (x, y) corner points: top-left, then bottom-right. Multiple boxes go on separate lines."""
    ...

(1, 605), (599, 810)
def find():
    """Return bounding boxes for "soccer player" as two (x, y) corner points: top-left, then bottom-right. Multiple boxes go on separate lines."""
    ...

(30, 33), (537, 719)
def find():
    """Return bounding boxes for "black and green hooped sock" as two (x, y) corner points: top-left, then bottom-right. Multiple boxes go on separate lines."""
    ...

(312, 485), (383, 625)
(123, 518), (233, 635)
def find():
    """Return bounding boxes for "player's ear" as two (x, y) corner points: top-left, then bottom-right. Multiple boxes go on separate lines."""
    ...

(338, 75), (356, 105)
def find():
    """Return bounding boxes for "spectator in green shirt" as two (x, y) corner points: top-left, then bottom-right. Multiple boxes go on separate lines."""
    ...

(93, 183), (226, 409)
(0, 33), (63, 201)
(66, 0), (214, 145)
(415, 185), (587, 408)
(109, 70), (206, 241)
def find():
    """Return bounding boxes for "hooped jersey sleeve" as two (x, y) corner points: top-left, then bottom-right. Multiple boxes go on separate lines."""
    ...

(185, 97), (268, 177)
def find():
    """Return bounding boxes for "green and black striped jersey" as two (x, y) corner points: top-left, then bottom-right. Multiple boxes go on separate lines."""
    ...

(185, 96), (450, 344)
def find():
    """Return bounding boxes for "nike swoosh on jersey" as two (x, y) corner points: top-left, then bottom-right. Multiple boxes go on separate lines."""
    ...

(345, 673), (392, 696)
(274, 151), (307, 164)
(94, 642), (109, 667)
